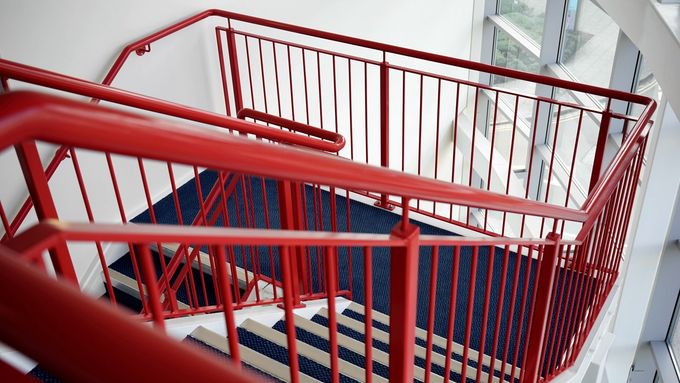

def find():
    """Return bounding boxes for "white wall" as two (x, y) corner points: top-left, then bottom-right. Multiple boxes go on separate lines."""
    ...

(0, 0), (475, 287)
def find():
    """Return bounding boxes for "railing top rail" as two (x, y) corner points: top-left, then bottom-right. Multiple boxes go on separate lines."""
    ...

(0, 91), (587, 223)
(0, 59), (344, 153)
(104, 8), (653, 107)
(7, 220), (561, 260)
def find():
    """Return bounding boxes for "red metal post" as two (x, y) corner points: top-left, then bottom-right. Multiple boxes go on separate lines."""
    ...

(375, 58), (393, 210)
(14, 141), (77, 283)
(277, 181), (303, 307)
(213, 245), (241, 366)
(136, 244), (165, 332)
(388, 203), (420, 383)
(589, 109), (612, 192)
(226, 27), (244, 114)
(523, 232), (561, 383)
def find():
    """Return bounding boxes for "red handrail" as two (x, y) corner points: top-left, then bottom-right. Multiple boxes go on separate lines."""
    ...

(104, 9), (652, 105)
(0, 91), (586, 222)
(0, 60), (345, 152)
(0, 244), (262, 383)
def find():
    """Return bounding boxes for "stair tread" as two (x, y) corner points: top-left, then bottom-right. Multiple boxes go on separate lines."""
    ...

(241, 318), (384, 383)
(345, 302), (520, 379)
(189, 326), (316, 383)
(317, 308), (513, 383)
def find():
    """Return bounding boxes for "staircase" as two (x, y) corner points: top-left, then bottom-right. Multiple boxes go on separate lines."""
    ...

(0, 7), (657, 383)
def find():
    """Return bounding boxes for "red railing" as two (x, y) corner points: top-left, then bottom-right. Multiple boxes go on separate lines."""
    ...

(0, 8), (656, 383)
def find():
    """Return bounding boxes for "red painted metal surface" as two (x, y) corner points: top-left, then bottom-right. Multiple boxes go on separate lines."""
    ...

(0, 245), (263, 383)
(0, 7), (658, 383)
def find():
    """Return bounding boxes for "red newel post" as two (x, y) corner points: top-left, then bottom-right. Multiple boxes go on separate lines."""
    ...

(523, 232), (561, 383)
(589, 109), (611, 192)
(15, 141), (78, 284)
(226, 27), (244, 114)
(277, 180), (303, 307)
(375, 58), (393, 210)
(388, 200), (420, 383)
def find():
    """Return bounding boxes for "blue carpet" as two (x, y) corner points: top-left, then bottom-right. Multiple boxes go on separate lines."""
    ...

(113, 171), (595, 377)
(236, 327), (358, 383)
(271, 319), (393, 381)
(184, 336), (284, 383)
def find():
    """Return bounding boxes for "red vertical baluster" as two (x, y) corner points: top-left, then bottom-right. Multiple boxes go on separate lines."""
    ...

(364, 61), (369, 165)
(138, 158), (187, 309)
(460, 245), (479, 381)
(416, 74), (424, 210)
(317, 51), (324, 130)
(363, 246), (373, 383)
(499, 245), (524, 382)
(218, 172), (242, 306)
(467, 88), (479, 227)
(105, 153), (149, 314)
(510, 246), (535, 380)
(226, 27), (243, 114)
(443, 246), (460, 383)
(215, 27), (232, 117)
(258, 38), (270, 118)
(424, 246), (440, 383)
(213, 245), (241, 366)
(272, 41), (282, 118)
(561, 110), (585, 234)
(287, 45), (296, 121)
(401, 70), (407, 173)
(432, 79), (442, 215)
(539, 105), (562, 237)
(136, 244), (165, 332)
(475, 245), (495, 382)
(244, 36), (256, 111)
(279, 246), (301, 383)
(483, 91), (499, 232)
(325, 246), (339, 383)
(487, 245), (510, 383)
(520, 102), (542, 237)
(450, 83), (461, 222)
(302, 48), (311, 125)
(348, 58), (355, 160)
(501, 96), (520, 236)
(69, 148), (116, 305)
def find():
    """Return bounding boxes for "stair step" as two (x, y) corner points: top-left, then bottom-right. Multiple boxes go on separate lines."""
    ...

(317, 308), (511, 383)
(241, 319), (381, 383)
(290, 313), (444, 382)
(107, 269), (190, 310)
(345, 302), (520, 380)
(271, 318), (394, 381)
(189, 326), (316, 383)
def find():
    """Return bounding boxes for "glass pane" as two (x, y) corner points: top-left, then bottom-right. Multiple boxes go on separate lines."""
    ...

(550, 88), (599, 197)
(631, 57), (662, 117)
(668, 293), (680, 376)
(561, 0), (619, 87)
(492, 28), (541, 122)
(498, 0), (547, 44)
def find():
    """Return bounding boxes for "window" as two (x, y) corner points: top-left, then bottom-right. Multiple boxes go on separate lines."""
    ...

(560, 0), (619, 88)
(492, 28), (540, 122)
(497, 0), (547, 45)
(550, 88), (600, 196)
(668, 291), (680, 377)
(631, 57), (662, 117)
